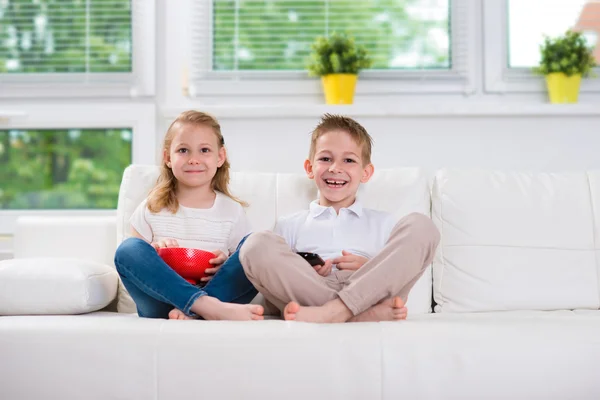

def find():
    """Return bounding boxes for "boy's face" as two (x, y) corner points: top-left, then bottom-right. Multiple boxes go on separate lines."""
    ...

(304, 130), (374, 211)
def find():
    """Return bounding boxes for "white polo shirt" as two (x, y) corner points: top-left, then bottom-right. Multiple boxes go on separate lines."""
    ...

(274, 199), (398, 268)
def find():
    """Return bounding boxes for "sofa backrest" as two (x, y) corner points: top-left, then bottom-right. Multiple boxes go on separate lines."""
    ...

(432, 169), (600, 313)
(115, 165), (433, 313)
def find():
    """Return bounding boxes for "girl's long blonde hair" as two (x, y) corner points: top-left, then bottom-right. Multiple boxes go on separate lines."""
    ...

(147, 110), (247, 213)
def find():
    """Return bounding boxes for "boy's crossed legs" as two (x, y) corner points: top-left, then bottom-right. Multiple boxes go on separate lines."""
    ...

(240, 213), (440, 323)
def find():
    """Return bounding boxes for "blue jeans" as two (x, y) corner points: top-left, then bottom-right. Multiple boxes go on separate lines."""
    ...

(114, 235), (257, 319)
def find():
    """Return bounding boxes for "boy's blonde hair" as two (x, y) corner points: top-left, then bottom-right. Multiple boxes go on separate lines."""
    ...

(309, 113), (373, 165)
(147, 110), (246, 213)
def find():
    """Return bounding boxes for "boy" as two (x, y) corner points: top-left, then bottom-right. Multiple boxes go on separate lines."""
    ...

(240, 114), (440, 323)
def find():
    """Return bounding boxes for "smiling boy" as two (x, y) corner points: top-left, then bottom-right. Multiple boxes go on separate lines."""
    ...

(240, 114), (440, 323)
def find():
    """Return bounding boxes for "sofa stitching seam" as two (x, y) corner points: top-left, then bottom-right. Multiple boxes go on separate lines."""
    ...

(437, 172), (446, 311)
(585, 172), (600, 309)
(154, 321), (164, 400)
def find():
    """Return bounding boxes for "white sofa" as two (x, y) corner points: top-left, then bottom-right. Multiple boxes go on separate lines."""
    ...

(1, 165), (600, 400)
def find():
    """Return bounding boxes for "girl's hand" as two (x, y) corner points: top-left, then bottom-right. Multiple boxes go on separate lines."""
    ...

(332, 250), (368, 271)
(314, 259), (333, 277)
(202, 250), (228, 282)
(151, 238), (179, 250)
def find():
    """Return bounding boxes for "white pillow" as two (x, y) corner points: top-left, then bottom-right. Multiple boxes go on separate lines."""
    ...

(0, 258), (118, 315)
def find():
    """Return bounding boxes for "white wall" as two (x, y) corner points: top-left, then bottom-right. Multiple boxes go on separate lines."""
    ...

(232, 115), (600, 173)
(159, 112), (598, 175)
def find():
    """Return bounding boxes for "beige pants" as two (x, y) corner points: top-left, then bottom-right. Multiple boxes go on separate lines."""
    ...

(240, 212), (440, 316)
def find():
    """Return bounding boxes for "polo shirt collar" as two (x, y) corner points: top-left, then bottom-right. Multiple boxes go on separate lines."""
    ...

(308, 199), (364, 218)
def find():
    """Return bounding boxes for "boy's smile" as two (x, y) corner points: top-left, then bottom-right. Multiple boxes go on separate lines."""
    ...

(304, 129), (374, 212)
(323, 178), (348, 188)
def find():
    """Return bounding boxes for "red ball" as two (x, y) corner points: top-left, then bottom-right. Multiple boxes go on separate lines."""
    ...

(157, 248), (216, 285)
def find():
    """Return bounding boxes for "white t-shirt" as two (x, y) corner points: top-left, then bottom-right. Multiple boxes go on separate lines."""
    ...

(130, 191), (251, 255)
(274, 199), (397, 269)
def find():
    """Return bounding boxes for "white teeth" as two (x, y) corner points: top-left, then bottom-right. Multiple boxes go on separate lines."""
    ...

(325, 179), (346, 186)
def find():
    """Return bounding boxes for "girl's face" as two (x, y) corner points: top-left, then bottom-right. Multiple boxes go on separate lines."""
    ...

(164, 123), (226, 191)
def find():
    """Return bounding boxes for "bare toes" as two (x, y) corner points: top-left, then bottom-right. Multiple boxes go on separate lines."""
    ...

(392, 309), (408, 320)
(392, 296), (405, 309)
(284, 302), (300, 321)
(251, 305), (265, 316)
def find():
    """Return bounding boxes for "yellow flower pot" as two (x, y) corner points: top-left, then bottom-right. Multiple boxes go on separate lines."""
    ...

(321, 73), (358, 105)
(545, 72), (582, 104)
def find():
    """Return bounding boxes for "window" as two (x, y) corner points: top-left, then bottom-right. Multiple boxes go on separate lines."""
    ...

(508, 0), (599, 68)
(0, 103), (156, 235)
(484, 0), (600, 93)
(0, 0), (155, 97)
(0, 128), (132, 210)
(191, 0), (475, 96)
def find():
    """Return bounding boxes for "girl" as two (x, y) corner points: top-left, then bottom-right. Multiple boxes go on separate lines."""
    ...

(114, 110), (263, 321)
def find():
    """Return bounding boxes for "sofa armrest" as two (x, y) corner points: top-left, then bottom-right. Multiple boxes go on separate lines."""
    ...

(14, 216), (118, 268)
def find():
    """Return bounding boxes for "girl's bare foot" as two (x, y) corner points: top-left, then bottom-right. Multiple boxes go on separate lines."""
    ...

(191, 296), (264, 321)
(349, 297), (407, 322)
(283, 298), (353, 323)
(168, 308), (197, 320)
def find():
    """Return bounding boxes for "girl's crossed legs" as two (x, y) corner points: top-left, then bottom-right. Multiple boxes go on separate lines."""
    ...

(114, 236), (263, 321)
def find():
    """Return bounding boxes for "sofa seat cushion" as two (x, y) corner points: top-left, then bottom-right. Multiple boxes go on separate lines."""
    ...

(1, 311), (599, 399)
(0, 258), (118, 315)
(381, 310), (600, 399)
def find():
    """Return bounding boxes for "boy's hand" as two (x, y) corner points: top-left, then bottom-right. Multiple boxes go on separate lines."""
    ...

(314, 259), (333, 276)
(333, 250), (368, 271)
(202, 250), (228, 282)
(151, 238), (179, 250)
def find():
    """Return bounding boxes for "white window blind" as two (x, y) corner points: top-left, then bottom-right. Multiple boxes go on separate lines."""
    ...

(191, 0), (475, 95)
(0, 0), (155, 97)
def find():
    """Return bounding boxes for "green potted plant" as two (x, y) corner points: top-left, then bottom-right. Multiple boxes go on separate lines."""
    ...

(307, 32), (373, 104)
(533, 30), (596, 104)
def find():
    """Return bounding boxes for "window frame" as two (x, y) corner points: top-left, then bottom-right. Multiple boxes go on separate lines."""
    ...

(0, 102), (157, 235)
(0, 0), (155, 99)
(189, 0), (477, 97)
(483, 0), (600, 94)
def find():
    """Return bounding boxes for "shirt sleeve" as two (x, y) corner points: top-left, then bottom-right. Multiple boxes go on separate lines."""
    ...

(129, 199), (153, 243)
(227, 206), (253, 255)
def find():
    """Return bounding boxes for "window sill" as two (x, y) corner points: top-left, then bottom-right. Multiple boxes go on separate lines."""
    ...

(0, 210), (116, 236)
(0, 111), (27, 120)
(164, 103), (600, 119)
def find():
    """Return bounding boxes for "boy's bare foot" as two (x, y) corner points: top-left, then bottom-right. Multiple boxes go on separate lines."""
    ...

(349, 296), (407, 323)
(168, 308), (197, 320)
(191, 296), (264, 321)
(283, 298), (353, 323)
